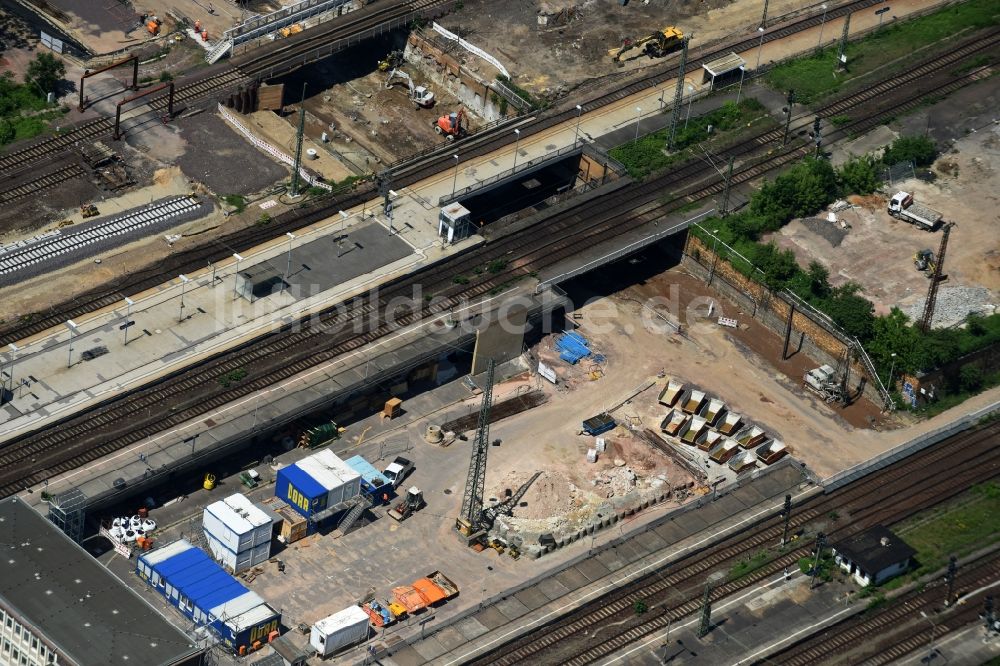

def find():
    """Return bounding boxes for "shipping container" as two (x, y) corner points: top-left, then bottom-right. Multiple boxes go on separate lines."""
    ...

(275, 462), (330, 518)
(299, 449), (361, 506)
(135, 540), (281, 654)
(205, 531), (271, 574)
(203, 493), (272, 553)
(345, 455), (392, 497)
(311, 606), (370, 657)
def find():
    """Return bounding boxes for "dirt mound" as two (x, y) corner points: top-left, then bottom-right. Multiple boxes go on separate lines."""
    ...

(488, 470), (580, 520)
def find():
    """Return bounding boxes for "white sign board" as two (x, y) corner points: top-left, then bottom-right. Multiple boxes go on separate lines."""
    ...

(538, 361), (557, 384)
(40, 31), (64, 54)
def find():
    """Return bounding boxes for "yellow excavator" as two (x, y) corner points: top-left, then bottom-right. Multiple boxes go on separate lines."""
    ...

(609, 27), (684, 65)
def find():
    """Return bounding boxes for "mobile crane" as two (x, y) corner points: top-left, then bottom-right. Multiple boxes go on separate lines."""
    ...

(384, 68), (435, 108)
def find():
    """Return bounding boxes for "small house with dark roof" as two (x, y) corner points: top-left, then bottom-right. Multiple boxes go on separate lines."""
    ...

(832, 525), (916, 586)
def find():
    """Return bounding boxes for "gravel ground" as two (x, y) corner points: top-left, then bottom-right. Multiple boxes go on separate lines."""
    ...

(174, 111), (289, 197)
(800, 216), (848, 247)
(901, 285), (996, 329)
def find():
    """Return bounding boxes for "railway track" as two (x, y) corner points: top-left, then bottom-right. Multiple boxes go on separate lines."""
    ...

(0, 30), (993, 497)
(470, 421), (1000, 665)
(768, 550), (1000, 665)
(0, 162), (87, 205)
(0, 196), (203, 279)
(0, 0), (983, 344)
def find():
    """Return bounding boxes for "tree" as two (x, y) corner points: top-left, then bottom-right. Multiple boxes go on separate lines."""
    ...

(837, 155), (880, 195)
(959, 364), (984, 392)
(806, 260), (831, 300)
(0, 119), (14, 145)
(882, 135), (937, 167)
(25, 52), (65, 97)
(824, 283), (875, 341)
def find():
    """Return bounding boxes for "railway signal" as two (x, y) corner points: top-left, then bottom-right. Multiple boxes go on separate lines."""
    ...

(809, 532), (826, 589)
(780, 493), (792, 546)
(781, 90), (796, 146)
(944, 555), (957, 606)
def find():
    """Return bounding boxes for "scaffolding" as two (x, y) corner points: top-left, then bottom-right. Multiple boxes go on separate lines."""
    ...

(47, 487), (87, 543)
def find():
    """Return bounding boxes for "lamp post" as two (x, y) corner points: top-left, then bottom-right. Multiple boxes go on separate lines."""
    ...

(65, 320), (79, 368)
(512, 129), (521, 170)
(178, 274), (190, 322)
(574, 104), (583, 144)
(919, 611), (937, 662)
(755, 26), (766, 72)
(338, 210), (349, 257)
(284, 232), (295, 290)
(386, 189), (397, 235)
(232, 253), (244, 300)
(735, 65), (746, 104)
(708, 229), (721, 286)
(123, 297), (135, 346)
(817, 4), (829, 49)
(634, 106), (642, 141)
(887, 352), (897, 389)
(6, 343), (18, 401)
(451, 154), (460, 196)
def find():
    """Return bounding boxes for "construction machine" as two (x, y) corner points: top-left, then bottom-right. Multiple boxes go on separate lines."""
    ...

(378, 50), (405, 72)
(609, 27), (684, 65)
(433, 108), (465, 140)
(388, 487), (425, 521)
(144, 15), (162, 36)
(914, 249), (937, 274)
(384, 68), (435, 108)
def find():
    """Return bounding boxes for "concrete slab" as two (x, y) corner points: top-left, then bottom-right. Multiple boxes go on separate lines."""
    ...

(426, 626), (466, 653)
(494, 595), (531, 622)
(554, 566), (591, 591)
(575, 557), (611, 582)
(513, 586), (551, 611)
(399, 640), (441, 665)
(472, 606), (511, 631)
(631, 529), (669, 554)
(452, 617), (489, 642)
(535, 576), (571, 601)
(595, 545), (631, 572)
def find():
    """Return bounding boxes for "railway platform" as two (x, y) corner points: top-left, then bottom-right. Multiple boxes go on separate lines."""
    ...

(0, 209), (480, 445)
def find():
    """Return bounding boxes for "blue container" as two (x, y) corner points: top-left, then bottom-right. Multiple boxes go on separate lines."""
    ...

(136, 540), (281, 654)
(275, 462), (328, 518)
(345, 455), (392, 498)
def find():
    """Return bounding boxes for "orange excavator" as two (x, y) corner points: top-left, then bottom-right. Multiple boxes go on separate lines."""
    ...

(433, 107), (464, 140)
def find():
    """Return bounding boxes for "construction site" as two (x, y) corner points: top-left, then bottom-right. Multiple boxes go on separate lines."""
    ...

(0, 0), (999, 663)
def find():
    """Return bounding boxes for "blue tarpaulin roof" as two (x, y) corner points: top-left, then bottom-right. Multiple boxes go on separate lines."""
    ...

(152, 546), (203, 577)
(278, 463), (327, 500)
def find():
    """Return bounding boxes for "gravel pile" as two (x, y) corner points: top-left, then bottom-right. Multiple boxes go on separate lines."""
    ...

(902, 285), (995, 328)
(801, 217), (848, 247)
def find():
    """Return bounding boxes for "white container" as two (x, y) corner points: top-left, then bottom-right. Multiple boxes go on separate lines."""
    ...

(595, 437), (606, 453)
(586, 448), (598, 463)
(306, 148), (318, 160)
(203, 493), (272, 553)
(298, 449), (361, 507)
(205, 531), (270, 574)
(311, 606), (370, 657)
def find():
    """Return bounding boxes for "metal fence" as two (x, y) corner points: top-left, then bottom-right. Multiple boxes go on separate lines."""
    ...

(883, 161), (917, 187)
(824, 401), (1000, 490)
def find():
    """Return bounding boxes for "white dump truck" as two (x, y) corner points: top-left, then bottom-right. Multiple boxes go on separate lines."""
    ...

(887, 192), (942, 230)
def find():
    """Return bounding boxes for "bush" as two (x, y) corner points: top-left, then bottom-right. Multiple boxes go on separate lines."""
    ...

(159, 71), (173, 82)
(837, 155), (880, 195)
(960, 364), (984, 392)
(882, 135), (937, 167)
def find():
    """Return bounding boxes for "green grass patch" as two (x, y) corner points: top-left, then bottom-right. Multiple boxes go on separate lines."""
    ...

(221, 194), (247, 213)
(729, 549), (771, 581)
(895, 481), (1000, 574)
(767, 0), (1000, 103)
(610, 99), (767, 180)
(218, 368), (248, 388)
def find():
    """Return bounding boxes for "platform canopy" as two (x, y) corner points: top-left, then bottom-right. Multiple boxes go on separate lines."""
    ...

(702, 53), (746, 87)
